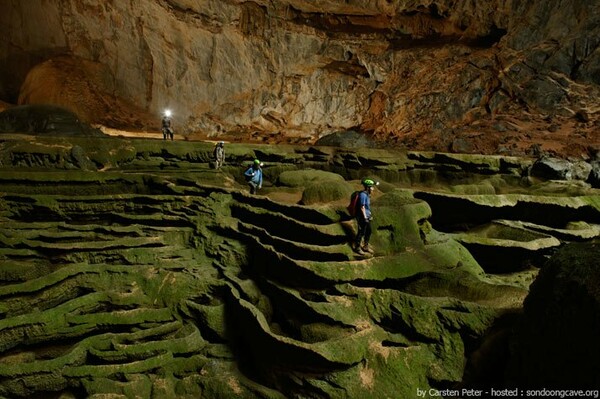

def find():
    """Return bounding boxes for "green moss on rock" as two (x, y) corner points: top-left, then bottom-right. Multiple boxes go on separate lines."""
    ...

(300, 180), (353, 205)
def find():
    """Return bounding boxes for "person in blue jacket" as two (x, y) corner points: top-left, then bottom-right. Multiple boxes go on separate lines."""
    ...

(353, 178), (379, 255)
(244, 159), (263, 194)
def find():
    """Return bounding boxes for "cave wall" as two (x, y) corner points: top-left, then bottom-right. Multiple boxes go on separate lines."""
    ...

(1, 0), (599, 141)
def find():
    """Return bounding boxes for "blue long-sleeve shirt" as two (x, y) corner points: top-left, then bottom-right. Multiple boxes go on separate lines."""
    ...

(244, 166), (262, 186)
(358, 191), (371, 219)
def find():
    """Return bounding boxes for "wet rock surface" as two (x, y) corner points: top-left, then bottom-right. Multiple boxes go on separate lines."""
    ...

(0, 135), (598, 397)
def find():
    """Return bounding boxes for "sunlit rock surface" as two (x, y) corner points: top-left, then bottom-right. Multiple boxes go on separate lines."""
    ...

(0, 134), (598, 397)
(0, 0), (598, 156)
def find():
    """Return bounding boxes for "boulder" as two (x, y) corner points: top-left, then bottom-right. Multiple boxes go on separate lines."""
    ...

(530, 157), (573, 180)
(507, 242), (600, 388)
(571, 160), (593, 181)
(530, 156), (592, 182)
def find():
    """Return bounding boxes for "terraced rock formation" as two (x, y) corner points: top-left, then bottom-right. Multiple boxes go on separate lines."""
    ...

(0, 135), (598, 398)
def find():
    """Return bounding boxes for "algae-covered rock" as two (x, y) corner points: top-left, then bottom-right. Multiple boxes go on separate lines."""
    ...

(370, 190), (434, 255)
(454, 221), (562, 272)
(0, 135), (597, 398)
(300, 179), (353, 205)
(450, 182), (496, 195)
(277, 168), (345, 187)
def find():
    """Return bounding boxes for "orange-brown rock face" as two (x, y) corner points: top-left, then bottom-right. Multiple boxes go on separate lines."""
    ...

(0, 0), (599, 156)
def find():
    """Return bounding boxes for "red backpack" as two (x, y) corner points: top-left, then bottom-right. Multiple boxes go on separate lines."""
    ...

(347, 191), (361, 217)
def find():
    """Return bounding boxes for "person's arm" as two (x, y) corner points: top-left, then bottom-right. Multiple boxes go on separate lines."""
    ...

(244, 167), (253, 178)
(258, 169), (263, 188)
(360, 192), (368, 219)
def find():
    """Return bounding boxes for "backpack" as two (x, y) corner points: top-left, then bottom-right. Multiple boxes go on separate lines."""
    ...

(347, 191), (361, 217)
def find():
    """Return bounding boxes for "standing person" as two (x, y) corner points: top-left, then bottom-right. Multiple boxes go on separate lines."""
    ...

(353, 178), (379, 255)
(213, 141), (225, 169)
(161, 110), (174, 141)
(244, 159), (263, 194)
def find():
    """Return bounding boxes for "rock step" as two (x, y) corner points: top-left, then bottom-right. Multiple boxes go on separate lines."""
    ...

(231, 203), (347, 246)
(0, 292), (175, 352)
(231, 191), (336, 225)
(1, 194), (201, 227)
(227, 285), (373, 369)
(237, 222), (352, 262)
(414, 191), (600, 229)
(497, 219), (600, 241)
(453, 220), (562, 273)
(0, 321), (210, 397)
(235, 228), (483, 290)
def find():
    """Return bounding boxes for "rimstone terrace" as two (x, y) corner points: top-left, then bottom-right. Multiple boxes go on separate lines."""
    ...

(0, 133), (598, 397)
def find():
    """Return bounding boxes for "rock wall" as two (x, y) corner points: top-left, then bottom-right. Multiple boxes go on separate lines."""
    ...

(1, 0), (599, 150)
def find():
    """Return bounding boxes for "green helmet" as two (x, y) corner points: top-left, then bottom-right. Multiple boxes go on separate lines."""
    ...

(253, 159), (261, 165)
(362, 178), (379, 187)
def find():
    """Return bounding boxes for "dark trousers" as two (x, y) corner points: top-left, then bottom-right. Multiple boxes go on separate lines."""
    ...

(355, 217), (371, 247)
(162, 128), (173, 140)
(248, 181), (258, 194)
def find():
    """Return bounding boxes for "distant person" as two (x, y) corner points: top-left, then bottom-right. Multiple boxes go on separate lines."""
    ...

(213, 141), (225, 169)
(162, 110), (174, 141)
(244, 159), (263, 194)
(353, 178), (379, 255)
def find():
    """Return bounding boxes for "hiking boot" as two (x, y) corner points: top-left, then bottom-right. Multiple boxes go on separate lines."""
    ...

(352, 243), (365, 255)
(361, 244), (374, 254)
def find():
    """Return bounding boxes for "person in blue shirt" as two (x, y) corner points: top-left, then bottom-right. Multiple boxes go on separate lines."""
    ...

(244, 159), (263, 194)
(354, 178), (378, 255)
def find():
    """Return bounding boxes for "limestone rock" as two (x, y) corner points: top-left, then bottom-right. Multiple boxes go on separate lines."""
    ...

(507, 242), (600, 388)
(0, 105), (105, 137)
(315, 130), (378, 149)
(589, 160), (600, 188)
(530, 156), (592, 182)
(2, 135), (566, 398)
(454, 221), (562, 273)
(0, 0), (597, 154)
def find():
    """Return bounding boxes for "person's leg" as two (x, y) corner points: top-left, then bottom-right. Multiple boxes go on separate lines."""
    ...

(249, 182), (257, 194)
(354, 218), (367, 252)
(362, 223), (373, 253)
